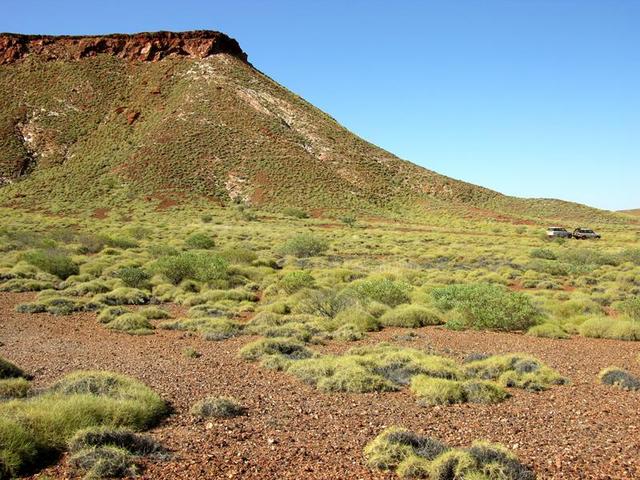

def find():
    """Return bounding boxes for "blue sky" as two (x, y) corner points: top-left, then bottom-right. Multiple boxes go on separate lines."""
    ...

(3, 1), (639, 210)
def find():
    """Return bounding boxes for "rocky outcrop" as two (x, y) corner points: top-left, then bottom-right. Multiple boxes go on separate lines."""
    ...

(0, 30), (248, 64)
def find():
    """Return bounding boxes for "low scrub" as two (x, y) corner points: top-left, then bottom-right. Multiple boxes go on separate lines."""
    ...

(364, 427), (535, 479)
(527, 323), (569, 339)
(185, 232), (216, 250)
(154, 252), (228, 285)
(0, 371), (166, 478)
(93, 287), (150, 306)
(379, 304), (443, 328)
(347, 277), (411, 307)
(105, 313), (154, 335)
(22, 249), (79, 280)
(578, 317), (640, 341)
(432, 283), (542, 331)
(278, 233), (329, 258)
(463, 354), (567, 391)
(0, 378), (30, 399)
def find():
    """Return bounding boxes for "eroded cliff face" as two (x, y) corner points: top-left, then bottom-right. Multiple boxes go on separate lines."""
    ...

(0, 30), (248, 64)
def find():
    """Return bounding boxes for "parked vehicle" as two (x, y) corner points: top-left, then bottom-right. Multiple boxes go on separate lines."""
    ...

(572, 228), (601, 239)
(546, 227), (572, 238)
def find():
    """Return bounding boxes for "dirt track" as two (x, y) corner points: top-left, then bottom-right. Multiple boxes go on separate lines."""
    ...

(1, 292), (639, 480)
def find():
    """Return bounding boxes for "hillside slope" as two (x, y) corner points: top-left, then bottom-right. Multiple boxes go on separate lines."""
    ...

(0, 31), (626, 223)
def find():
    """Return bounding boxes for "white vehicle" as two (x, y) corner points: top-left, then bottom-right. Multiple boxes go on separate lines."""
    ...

(546, 227), (572, 238)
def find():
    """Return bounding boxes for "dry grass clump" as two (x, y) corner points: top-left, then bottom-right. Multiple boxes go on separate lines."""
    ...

(0, 378), (30, 399)
(598, 367), (640, 391)
(379, 304), (444, 328)
(105, 313), (154, 335)
(190, 396), (246, 419)
(93, 287), (150, 306)
(364, 427), (535, 479)
(0, 371), (166, 478)
(527, 323), (569, 339)
(463, 354), (567, 391)
(410, 377), (508, 406)
(159, 317), (242, 341)
(578, 317), (640, 341)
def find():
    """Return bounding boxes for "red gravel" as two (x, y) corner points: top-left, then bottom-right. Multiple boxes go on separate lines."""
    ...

(1, 292), (639, 480)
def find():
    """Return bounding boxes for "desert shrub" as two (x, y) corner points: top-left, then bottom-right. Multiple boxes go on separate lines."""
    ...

(616, 297), (640, 321)
(105, 313), (154, 335)
(598, 367), (640, 390)
(97, 306), (131, 324)
(333, 306), (380, 332)
(68, 426), (163, 456)
(0, 357), (26, 379)
(102, 235), (138, 249)
(201, 214), (214, 223)
(347, 278), (411, 307)
(93, 287), (150, 306)
(239, 338), (314, 361)
(76, 234), (107, 254)
(364, 427), (449, 470)
(190, 396), (246, 419)
(159, 317), (241, 341)
(364, 427), (534, 479)
(22, 249), (79, 279)
(282, 207), (309, 219)
(138, 306), (171, 320)
(0, 371), (166, 478)
(0, 378), (30, 399)
(527, 323), (569, 339)
(341, 215), (357, 228)
(154, 252), (228, 285)
(410, 376), (465, 405)
(431, 283), (542, 331)
(461, 380), (509, 404)
(68, 446), (137, 479)
(279, 270), (315, 294)
(530, 248), (557, 260)
(379, 304), (443, 328)
(463, 354), (566, 391)
(185, 233), (216, 250)
(578, 317), (640, 341)
(278, 233), (328, 258)
(292, 288), (356, 318)
(0, 278), (55, 292)
(114, 267), (150, 289)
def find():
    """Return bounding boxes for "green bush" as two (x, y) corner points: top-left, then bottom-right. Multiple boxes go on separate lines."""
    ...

(93, 287), (150, 306)
(22, 249), (79, 280)
(347, 278), (411, 307)
(279, 270), (315, 294)
(185, 232), (216, 250)
(154, 252), (228, 285)
(431, 283), (542, 331)
(114, 267), (150, 288)
(279, 233), (328, 258)
(616, 297), (640, 321)
(530, 248), (557, 260)
(379, 304), (443, 328)
(0, 371), (166, 478)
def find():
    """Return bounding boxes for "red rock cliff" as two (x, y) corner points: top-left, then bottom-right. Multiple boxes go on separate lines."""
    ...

(0, 30), (248, 64)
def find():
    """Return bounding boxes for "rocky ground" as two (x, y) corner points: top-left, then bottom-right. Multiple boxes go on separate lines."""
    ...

(1, 292), (638, 480)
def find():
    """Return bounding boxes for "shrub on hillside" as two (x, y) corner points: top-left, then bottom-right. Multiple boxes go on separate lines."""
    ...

(347, 277), (411, 307)
(154, 252), (228, 285)
(278, 233), (328, 258)
(22, 249), (79, 280)
(114, 266), (150, 288)
(185, 233), (216, 250)
(616, 297), (640, 321)
(379, 304), (443, 328)
(431, 283), (542, 331)
(282, 207), (309, 219)
(279, 270), (315, 294)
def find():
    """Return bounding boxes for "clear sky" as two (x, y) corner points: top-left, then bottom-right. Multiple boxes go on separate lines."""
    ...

(3, 1), (639, 210)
